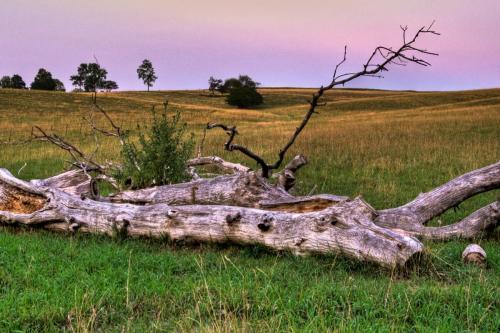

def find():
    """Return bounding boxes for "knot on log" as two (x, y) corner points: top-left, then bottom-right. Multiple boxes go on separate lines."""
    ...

(295, 238), (306, 246)
(66, 217), (80, 232)
(258, 214), (274, 232)
(225, 212), (241, 225)
(167, 209), (179, 218)
(113, 219), (130, 237)
(70, 223), (81, 232)
(330, 217), (338, 226)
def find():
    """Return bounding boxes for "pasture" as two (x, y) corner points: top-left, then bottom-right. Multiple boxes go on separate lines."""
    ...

(0, 87), (499, 332)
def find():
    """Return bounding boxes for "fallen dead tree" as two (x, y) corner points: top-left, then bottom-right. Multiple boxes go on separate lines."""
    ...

(1, 23), (498, 268)
(0, 159), (498, 268)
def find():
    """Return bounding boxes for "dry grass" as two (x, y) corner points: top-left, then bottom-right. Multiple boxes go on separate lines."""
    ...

(0, 87), (499, 332)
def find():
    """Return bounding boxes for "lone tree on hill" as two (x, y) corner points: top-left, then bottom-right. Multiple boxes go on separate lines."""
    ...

(30, 68), (62, 91)
(70, 63), (113, 102)
(208, 76), (223, 95)
(137, 59), (157, 91)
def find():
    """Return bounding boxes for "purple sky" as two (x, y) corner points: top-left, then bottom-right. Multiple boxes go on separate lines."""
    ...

(1, 0), (499, 91)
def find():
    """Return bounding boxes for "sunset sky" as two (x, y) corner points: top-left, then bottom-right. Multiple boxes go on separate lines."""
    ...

(1, 0), (499, 91)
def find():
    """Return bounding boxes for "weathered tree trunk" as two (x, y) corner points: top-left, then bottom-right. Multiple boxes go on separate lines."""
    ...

(375, 161), (500, 239)
(376, 162), (500, 226)
(1, 157), (498, 267)
(0, 168), (422, 268)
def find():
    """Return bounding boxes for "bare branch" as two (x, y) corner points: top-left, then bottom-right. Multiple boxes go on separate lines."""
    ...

(32, 126), (103, 172)
(208, 23), (440, 177)
(207, 123), (270, 175)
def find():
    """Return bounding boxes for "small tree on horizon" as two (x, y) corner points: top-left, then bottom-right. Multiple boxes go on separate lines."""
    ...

(30, 68), (60, 91)
(54, 79), (66, 92)
(102, 80), (119, 92)
(11, 74), (26, 89)
(208, 76), (223, 95)
(70, 62), (111, 102)
(137, 59), (157, 91)
(1, 76), (12, 88)
(1, 75), (26, 89)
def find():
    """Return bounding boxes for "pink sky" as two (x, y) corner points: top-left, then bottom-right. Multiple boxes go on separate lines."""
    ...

(1, 0), (499, 91)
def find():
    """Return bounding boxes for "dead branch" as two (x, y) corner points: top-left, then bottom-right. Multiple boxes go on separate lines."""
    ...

(187, 156), (251, 174)
(208, 24), (440, 177)
(376, 161), (500, 226)
(31, 126), (104, 172)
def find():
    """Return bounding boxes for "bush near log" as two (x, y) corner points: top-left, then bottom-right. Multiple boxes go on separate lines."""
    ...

(117, 105), (195, 189)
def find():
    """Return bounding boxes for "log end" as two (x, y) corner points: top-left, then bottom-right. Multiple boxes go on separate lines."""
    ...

(462, 244), (487, 267)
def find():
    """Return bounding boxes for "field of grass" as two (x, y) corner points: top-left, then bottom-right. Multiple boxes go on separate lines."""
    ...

(0, 87), (499, 332)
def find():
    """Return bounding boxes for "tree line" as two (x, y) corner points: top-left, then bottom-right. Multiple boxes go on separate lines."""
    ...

(0, 59), (155, 93)
(2, 59), (263, 108)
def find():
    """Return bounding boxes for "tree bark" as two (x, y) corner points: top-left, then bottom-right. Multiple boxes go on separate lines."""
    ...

(17, 159), (500, 241)
(1, 157), (498, 268)
(0, 168), (422, 268)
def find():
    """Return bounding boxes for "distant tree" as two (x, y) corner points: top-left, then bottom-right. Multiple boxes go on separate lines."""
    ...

(137, 59), (157, 91)
(220, 75), (260, 94)
(208, 76), (223, 95)
(30, 68), (58, 90)
(54, 79), (66, 92)
(70, 62), (111, 102)
(220, 78), (242, 94)
(226, 86), (263, 108)
(237, 75), (260, 89)
(102, 80), (119, 92)
(69, 64), (87, 90)
(1, 76), (12, 88)
(11, 74), (26, 89)
(83, 64), (107, 92)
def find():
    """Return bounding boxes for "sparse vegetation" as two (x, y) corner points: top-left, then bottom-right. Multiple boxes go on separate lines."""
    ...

(0, 88), (498, 331)
(117, 104), (194, 189)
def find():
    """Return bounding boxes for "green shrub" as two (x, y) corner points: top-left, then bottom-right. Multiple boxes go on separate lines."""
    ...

(116, 106), (194, 189)
(226, 86), (263, 108)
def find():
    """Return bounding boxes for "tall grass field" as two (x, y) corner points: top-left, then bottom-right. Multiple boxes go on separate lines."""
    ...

(0, 87), (499, 332)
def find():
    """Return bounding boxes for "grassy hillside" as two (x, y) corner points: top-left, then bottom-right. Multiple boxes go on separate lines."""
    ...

(0, 88), (499, 332)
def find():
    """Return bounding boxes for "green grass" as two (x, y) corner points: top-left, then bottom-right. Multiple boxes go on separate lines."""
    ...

(0, 87), (499, 332)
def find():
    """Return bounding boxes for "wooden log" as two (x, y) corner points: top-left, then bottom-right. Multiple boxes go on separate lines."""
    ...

(0, 168), (422, 268)
(187, 156), (251, 174)
(376, 161), (500, 226)
(379, 201), (499, 240)
(462, 244), (487, 267)
(13, 159), (500, 241)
